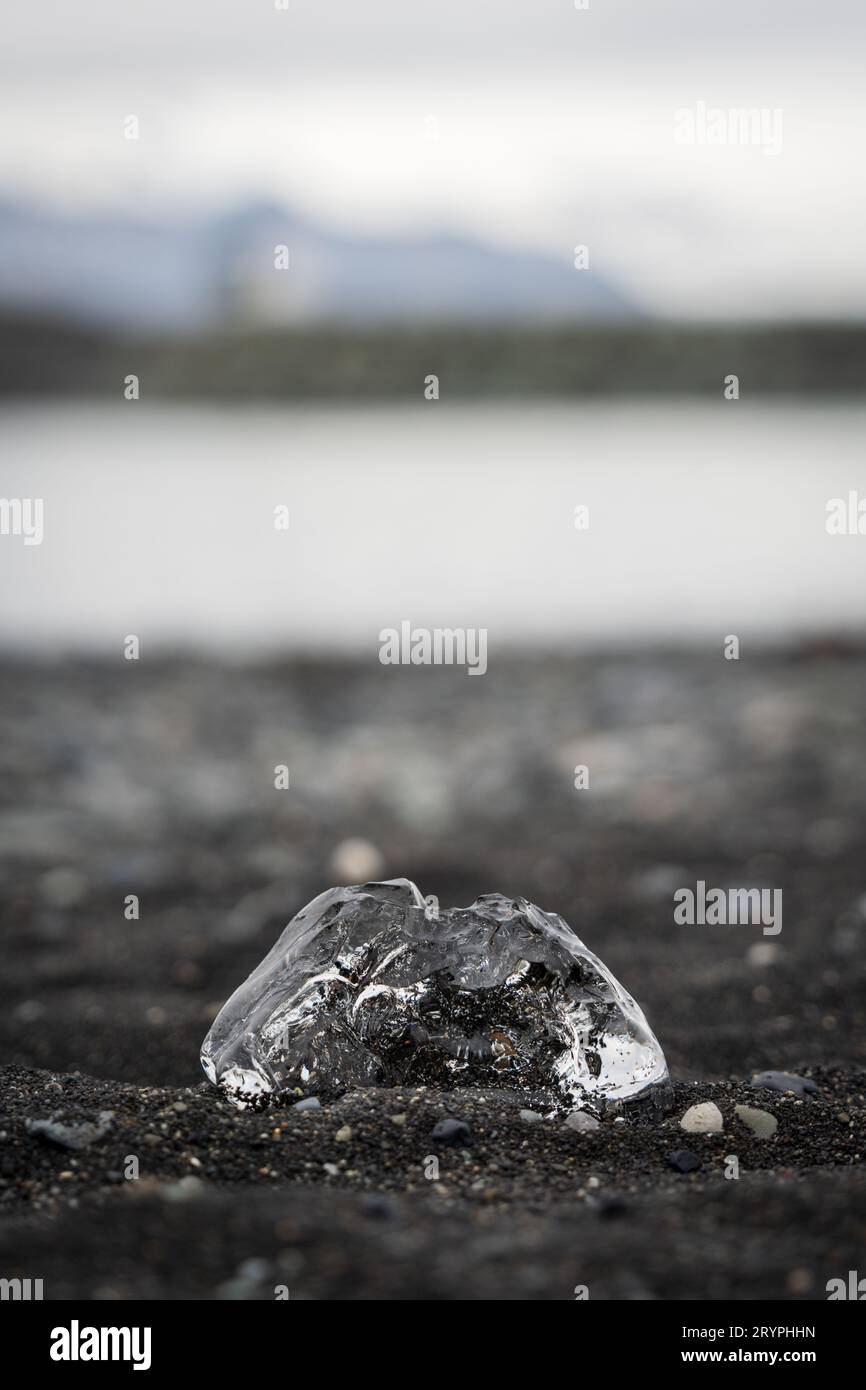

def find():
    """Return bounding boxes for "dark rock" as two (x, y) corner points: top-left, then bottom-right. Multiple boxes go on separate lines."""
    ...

(667, 1149), (701, 1173)
(431, 1117), (472, 1147)
(359, 1193), (398, 1220)
(751, 1071), (818, 1098)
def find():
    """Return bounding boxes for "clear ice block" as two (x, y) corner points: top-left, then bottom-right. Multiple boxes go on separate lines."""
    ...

(201, 878), (670, 1113)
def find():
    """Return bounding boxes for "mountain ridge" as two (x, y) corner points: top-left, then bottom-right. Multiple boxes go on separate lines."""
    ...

(0, 196), (639, 330)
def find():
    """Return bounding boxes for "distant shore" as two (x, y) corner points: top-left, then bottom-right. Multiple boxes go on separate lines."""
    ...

(3, 316), (866, 398)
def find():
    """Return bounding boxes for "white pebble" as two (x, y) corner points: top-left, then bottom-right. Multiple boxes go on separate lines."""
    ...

(747, 942), (780, 967)
(680, 1102), (723, 1133)
(329, 839), (385, 884)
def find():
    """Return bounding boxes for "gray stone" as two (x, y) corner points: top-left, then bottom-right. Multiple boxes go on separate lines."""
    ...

(735, 1105), (777, 1138)
(25, 1110), (114, 1151)
(563, 1110), (601, 1133)
(751, 1071), (817, 1098)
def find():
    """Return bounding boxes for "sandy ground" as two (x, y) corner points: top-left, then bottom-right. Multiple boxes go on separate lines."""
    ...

(1, 651), (864, 1298)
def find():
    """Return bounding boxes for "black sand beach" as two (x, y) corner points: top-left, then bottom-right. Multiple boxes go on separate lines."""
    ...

(1, 651), (864, 1298)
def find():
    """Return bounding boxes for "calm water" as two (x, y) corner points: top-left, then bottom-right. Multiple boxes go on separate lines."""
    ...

(2, 400), (864, 653)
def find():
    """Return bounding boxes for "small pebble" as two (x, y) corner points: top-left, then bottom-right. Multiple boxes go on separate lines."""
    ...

(25, 1110), (114, 1152)
(751, 1071), (817, 1098)
(747, 942), (780, 967)
(431, 1117), (472, 1147)
(563, 1111), (600, 1133)
(334, 1125), (353, 1142)
(667, 1149), (701, 1173)
(329, 838), (385, 883)
(294, 1097), (321, 1112)
(163, 1176), (206, 1203)
(519, 1109), (543, 1123)
(359, 1193), (397, 1219)
(735, 1105), (777, 1138)
(786, 1268), (814, 1294)
(680, 1102), (723, 1134)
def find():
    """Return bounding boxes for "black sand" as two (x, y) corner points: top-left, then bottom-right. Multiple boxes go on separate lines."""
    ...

(1, 651), (864, 1298)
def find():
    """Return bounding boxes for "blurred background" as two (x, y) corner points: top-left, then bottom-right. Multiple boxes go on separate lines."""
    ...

(1, 0), (865, 1094)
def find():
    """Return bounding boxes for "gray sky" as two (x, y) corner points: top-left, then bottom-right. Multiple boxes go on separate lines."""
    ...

(2, 0), (865, 318)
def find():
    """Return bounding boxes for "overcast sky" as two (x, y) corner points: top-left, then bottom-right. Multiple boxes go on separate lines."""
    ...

(2, 0), (865, 318)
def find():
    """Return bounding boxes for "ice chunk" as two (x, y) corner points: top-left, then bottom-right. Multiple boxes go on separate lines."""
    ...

(201, 879), (670, 1113)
